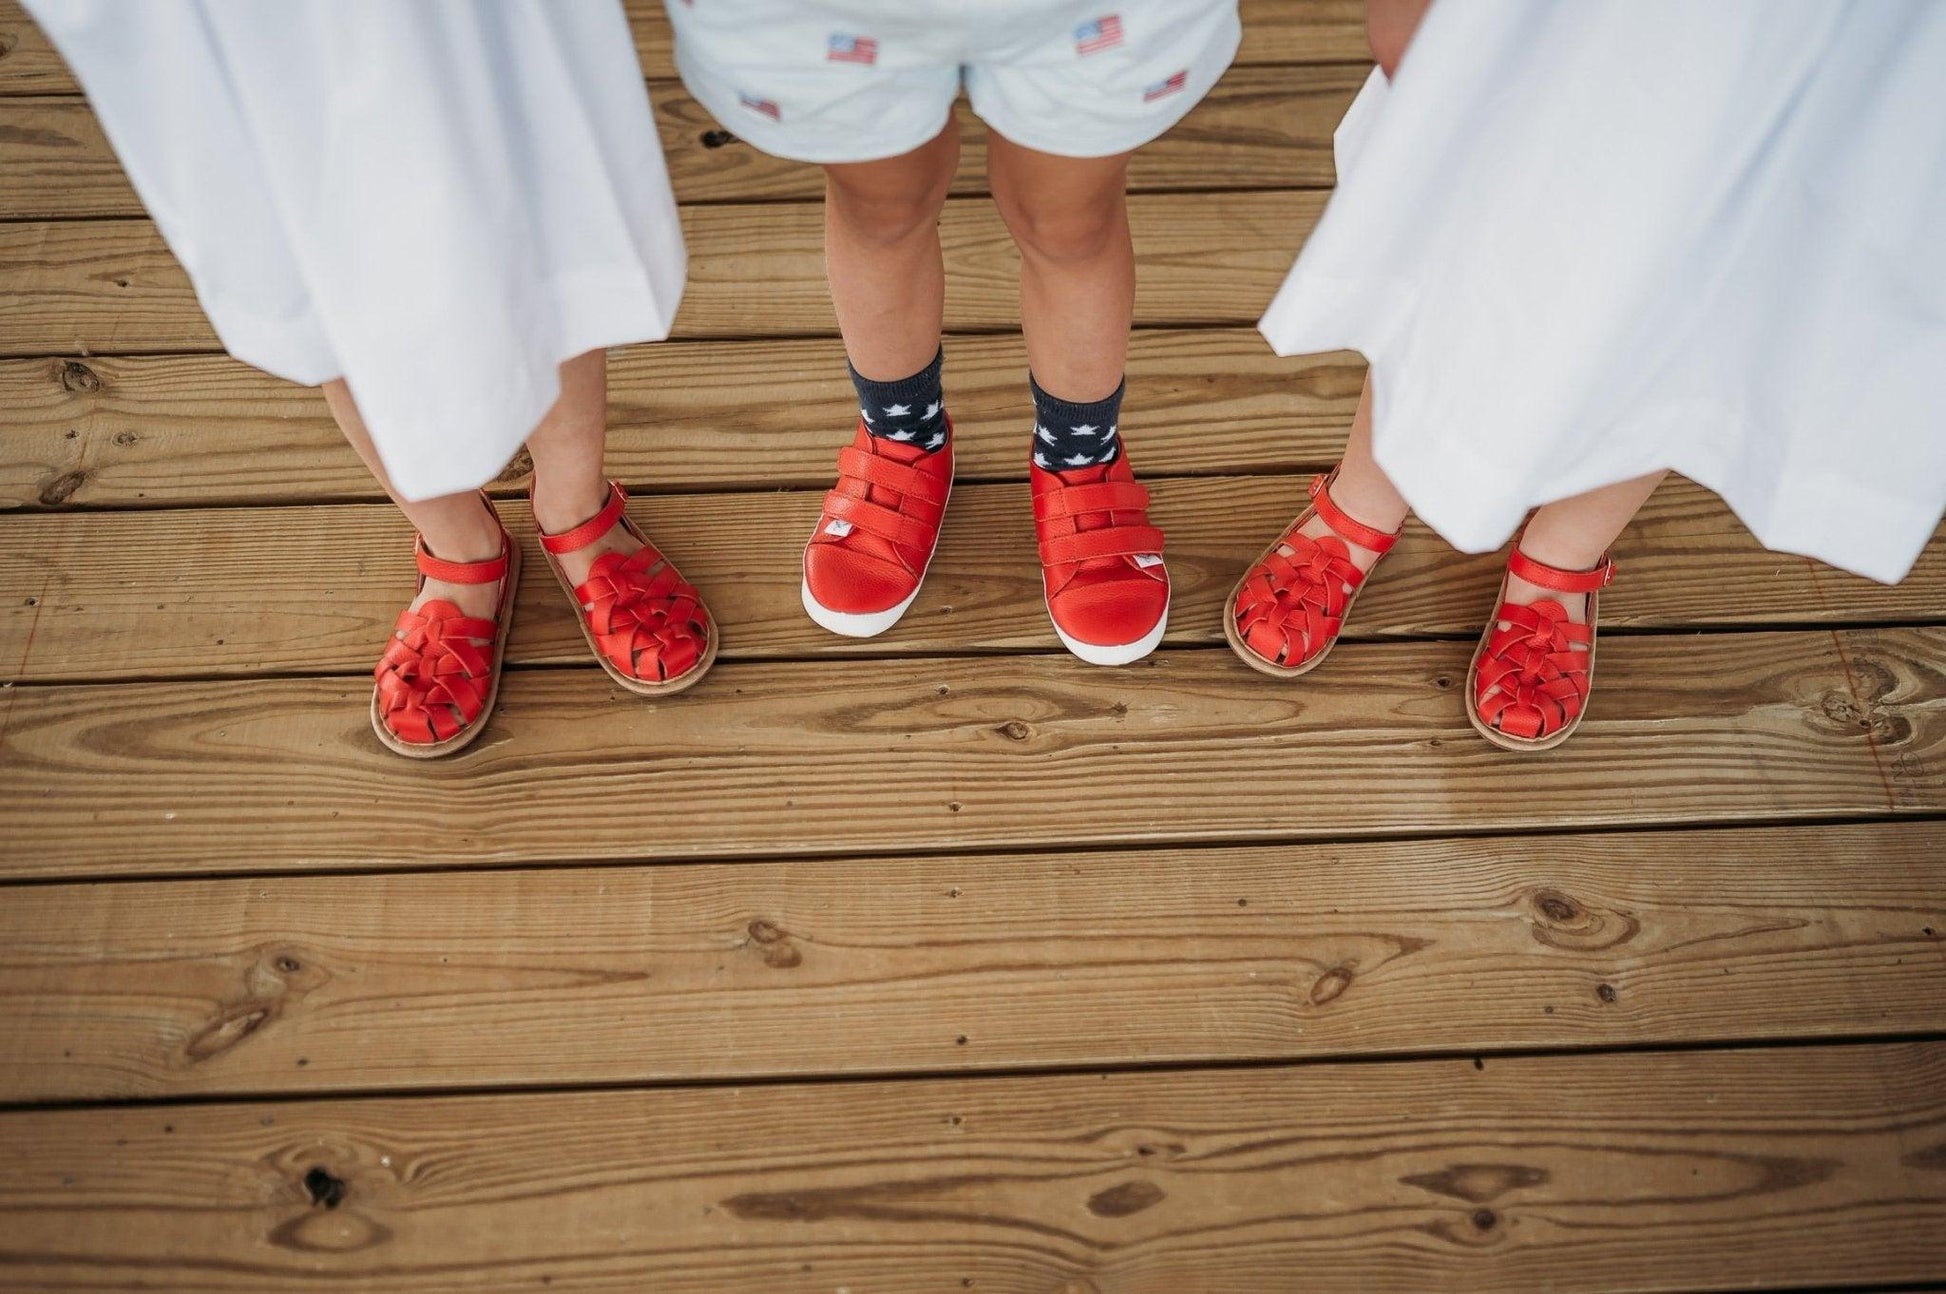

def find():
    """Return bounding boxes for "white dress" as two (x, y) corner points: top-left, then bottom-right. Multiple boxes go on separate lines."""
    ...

(24, 0), (687, 503)
(1258, 0), (1946, 585)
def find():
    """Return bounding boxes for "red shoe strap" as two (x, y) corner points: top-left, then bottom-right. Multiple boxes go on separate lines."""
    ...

(1508, 547), (1615, 593)
(1032, 479), (1150, 523)
(836, 447), (949, 507)
(540, 481), (630, 555)
(824, 489), (942, 552)
(1041, 524), (1167, 566)
(414, 523), (511, 584)
(1307, 471), (1402, 554)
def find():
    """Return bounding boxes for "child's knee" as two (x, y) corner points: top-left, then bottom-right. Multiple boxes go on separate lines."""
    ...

(994, 188), (1123, 265)
(826, 168), (953, 248)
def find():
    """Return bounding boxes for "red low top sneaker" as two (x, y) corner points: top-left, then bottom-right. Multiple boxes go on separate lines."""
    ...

(1030, 452), (1168, 666)
(801, 420), (954, 637)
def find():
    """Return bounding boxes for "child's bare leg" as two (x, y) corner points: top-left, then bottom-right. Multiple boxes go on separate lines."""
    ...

(1509, 470), (1667, 620)
(823, 122), (959, 381)
(325, 379), (507, 621)
(525, 348), (639, 586)
(1366, 0), (1434, 77)
(986, 133), (1133, 404)
(1282, 374), (1411, 574)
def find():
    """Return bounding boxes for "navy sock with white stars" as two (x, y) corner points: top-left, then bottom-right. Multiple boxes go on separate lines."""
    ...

(1031, 374), (1124, 472)
(850, 348), (948, 453)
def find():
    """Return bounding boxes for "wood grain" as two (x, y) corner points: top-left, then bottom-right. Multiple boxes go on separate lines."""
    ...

(0, 0), (1371, 95)
(2, 821), (1939, 1102)
(1, 628), (1940, 880)
(0, 68), (1358, 219)
(0, 334), (1362, 508)
(4, 479), (1942, 683)
(0, 193), (1318, 354)
(2, 1042), (1943, 1291)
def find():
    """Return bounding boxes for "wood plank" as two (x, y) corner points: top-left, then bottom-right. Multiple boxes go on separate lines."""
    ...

(0, 334), (1362, 509)
(0, 192), (1316, 354)
(0, 0), (62, 93)
(1, 628), (1939, 880)
(0, 69), (1356, 219)
(2, 1042), (1942, 1291)
(1, 821), (1939, 1103)
(5, 479), (1943, 684)
(0, 0), (1371, 95)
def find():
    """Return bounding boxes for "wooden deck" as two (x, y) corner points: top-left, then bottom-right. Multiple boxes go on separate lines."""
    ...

(1, 3), (1943, 1289)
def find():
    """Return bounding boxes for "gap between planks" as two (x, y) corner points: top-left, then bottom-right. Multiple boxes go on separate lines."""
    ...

(0, 65), (1366, 218)
(4, 478), (1945, 683)
(0, 1040), (1941, 1292)
(0, 627), (1940, 879)
(0, 0), (1373, 95)
(0, 191), (1325, 354)
(0, 333), (1362, 509)
(0, 819), (1939, 1103)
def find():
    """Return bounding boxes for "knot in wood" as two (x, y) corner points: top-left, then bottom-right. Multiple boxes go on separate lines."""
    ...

(38, 469), (86, 506)
(56, 359), (101, 392)
(302, 1167), (347, 1209)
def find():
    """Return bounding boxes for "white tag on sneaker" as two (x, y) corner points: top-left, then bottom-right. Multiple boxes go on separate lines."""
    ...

(1134, 553), (1164, 569)
(824, 519), (854, 538)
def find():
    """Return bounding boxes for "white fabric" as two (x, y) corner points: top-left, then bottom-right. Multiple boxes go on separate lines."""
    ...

(1258, 0), (1946, 585)
(666, 0), (1240, 163)
(26, 0), (687, 503)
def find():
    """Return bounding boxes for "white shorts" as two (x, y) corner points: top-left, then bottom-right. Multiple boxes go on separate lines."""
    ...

(665, 0), (1242, 163)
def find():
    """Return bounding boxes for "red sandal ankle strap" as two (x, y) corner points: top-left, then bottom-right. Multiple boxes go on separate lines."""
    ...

(540, 481), (630, 556)
(1308, 471), (1403, 554)
(414, 493), (511, 584)
(414, 537), (510, 585)
(1508, 547), (1615, 594)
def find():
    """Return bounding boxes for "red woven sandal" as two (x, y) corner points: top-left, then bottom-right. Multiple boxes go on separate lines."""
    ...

(1225, 468), (1403, 677)
(370, 500), (521, 759)
(1467, 546), (1614, 752)
(538, 480), (718, 696)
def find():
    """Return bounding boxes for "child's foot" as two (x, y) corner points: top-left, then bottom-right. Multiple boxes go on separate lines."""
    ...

(372, 502), (520, 758)
(538, 480), (717, 694)
(802, 420), (954, 637)
(1031, 452), (1168, 666)
(1226, 470), (1403, 676)
(1467, 547), (1614, 751)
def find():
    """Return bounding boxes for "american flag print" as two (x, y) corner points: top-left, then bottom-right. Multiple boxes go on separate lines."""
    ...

(738, 91), (782, 121)
(1074, 14), (1124, 56)
(1142, 69), (1188, 101)
(827, 33), (879, 64)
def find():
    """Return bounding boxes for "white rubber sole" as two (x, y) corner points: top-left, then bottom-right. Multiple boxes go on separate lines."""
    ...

(801, 578), (923, 638)
(1049, 596), (1169, 667)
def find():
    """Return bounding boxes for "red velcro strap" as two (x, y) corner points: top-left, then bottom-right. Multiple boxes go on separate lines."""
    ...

(836, 447), (948, 506)
(540, 481), (630, 555)
(415, 533), (510, 585)
(823, 490), (939, 550)
(1032, 480), (1150, 522)
(1040, 524), (1167, 566)
(1308, 472), (1402, 554)
(1508, 547), (1615, 593)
